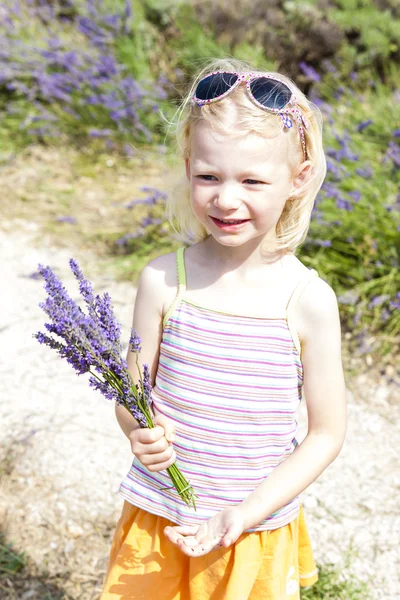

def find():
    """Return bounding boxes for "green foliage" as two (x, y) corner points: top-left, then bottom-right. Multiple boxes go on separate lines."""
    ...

(170, 4), (229, 69)
(0, 533), (26, 576)
(230, 43), (277, 72)
(300, 562), (372, 599)
(329, 0), (400, 62)
(300, 70), (400, 351)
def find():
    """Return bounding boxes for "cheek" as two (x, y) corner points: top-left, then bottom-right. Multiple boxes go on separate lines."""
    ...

(190, 186), (207, 219)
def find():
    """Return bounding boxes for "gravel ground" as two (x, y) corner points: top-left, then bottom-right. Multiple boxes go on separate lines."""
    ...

(0, 223), (399, 599)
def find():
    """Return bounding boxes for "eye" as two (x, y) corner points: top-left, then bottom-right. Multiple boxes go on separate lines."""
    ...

(244, 179), (265, 185)
(196, 174), (217, 181)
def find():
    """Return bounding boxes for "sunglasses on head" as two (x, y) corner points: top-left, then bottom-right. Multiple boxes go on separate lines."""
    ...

(192, 71), (309, 161)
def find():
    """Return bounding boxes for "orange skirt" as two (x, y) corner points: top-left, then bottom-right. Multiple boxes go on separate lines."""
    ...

(100, 501), (318, 600)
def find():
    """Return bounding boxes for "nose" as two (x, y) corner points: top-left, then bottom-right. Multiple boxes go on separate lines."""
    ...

(213, 183), (242, 211)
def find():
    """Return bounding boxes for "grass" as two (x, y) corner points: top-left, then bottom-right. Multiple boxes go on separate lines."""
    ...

(0, 531), (69, 600)
(301, 562), (372, 599)
(0, 437), (69, 600)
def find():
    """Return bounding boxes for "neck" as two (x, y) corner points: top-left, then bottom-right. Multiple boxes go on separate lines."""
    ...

(201, 235), (291, 273)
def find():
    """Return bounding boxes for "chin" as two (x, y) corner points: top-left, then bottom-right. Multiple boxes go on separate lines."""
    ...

(211, 234), (259, 248)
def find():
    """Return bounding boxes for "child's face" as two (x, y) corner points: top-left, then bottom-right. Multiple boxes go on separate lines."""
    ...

(186, 119), (308, 251)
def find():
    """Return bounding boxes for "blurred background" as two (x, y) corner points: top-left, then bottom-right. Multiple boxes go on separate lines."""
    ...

(0, 1), (399, 599)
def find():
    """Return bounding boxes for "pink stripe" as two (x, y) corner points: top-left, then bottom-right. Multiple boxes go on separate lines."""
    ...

(155, 377), (298, 407)
(179, 303), (287, 325)
(154, 405), (296, 438)
(168, 316), (291, 342)
(157, 364), (298, 392)
(162, 339), (295, 368)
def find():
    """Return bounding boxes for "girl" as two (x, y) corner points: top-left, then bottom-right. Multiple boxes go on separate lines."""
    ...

(100, 58), (347, 600)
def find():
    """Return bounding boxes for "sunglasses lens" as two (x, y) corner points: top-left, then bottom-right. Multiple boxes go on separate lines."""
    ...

(195, 72), (239, 101)
(249, 77), (292, 110)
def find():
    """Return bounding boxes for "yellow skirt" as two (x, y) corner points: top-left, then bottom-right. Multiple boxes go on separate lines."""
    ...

(100, 501), (318, 600)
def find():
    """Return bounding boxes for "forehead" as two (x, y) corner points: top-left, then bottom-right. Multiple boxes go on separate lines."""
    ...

(190, 119), (292, 172)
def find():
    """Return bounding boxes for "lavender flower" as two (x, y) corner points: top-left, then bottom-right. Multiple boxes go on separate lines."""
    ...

(34, 259), (197, 510)
(299, 62), (321, 83)
(356, 119), (373, 132)
(56, 216), (77, 224)
(130, 331), (142, 353)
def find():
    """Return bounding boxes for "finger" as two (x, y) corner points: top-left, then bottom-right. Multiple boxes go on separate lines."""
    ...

(177, 539), (218, 557)
(136, 425), (165, 443)
(177, 535), (200, 548)
(164, 525), (199, 537)
(164, 528), (192, 547)
(153, 414), (176, 442)
(137, 437), (170, 455)
(144, 450), (177, 472)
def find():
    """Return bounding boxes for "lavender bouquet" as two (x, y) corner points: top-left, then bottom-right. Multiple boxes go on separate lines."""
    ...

(34, 259), (197, 510)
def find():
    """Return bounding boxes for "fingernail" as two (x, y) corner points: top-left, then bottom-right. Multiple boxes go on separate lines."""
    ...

(168, 434), (175, 442)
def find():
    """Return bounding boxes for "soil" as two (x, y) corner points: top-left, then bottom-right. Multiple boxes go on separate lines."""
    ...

(0, 221), (399, 600)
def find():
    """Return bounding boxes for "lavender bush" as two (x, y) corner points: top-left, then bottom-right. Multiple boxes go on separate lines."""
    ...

(34, 259), (197, 510)
(0, 0), (167, 147)
(301, 69), (400, 356)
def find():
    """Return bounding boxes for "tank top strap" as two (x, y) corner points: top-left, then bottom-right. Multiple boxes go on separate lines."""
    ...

(176, 246), (187, 292)
(286, 268), (319, 315)
(286, 269), (319, 358)
(162, 247), (187, 328)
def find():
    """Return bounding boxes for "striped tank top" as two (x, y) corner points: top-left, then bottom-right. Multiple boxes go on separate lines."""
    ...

(119, 247), (319, 532)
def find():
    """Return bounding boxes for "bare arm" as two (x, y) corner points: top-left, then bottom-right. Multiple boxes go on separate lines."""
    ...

(115, 260), (165, 440)
(239, 277), (347, 530)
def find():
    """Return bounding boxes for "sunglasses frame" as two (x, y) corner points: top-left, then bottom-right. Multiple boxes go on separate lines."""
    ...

(192, 71), (309, 161)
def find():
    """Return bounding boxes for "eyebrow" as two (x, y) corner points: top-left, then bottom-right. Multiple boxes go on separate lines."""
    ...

(192, 161), (273, 178)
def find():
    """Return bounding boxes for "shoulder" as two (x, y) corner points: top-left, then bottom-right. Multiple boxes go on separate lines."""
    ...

(137, 250), (179, 317)
(296, 273), (341, 347)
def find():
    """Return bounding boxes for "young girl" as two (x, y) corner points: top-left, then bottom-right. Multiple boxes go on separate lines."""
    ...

(100, 58), (347, 600)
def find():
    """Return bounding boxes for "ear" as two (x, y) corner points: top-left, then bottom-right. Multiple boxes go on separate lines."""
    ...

(185, 157), (191, 181)
(291, 160), (313, 196)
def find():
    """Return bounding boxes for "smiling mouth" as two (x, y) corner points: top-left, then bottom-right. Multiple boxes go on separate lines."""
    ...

(210, 217), (249, 224)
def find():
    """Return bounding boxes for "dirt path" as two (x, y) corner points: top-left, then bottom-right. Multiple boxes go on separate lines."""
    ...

(1, 223), (399, 599)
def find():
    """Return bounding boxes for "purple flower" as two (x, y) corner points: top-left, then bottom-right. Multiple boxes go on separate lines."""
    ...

(314, 239), (332, 247)
(56, 216), (77, 224)
(299, 62), (321, 83)
(336, 198), (353, 211)
(385, 141), (400, 169)
(141, 217), (154, 227)
(389, 293), (400, 311)
(69, 258), (95, 307)
(356, 165), (373, 178)
(348, 190), (361, 202)
(356, 120), (373, 132)
(115, 232), (142, 245)
(322, 60), (337, 74)
(368, 295), (389, 308)
(34, 261), (150, 426)
(142, 363), (151, 402)
(88, 128), (114, 138)
(129, 331), (142, 354)
(327, 135), (359, 162)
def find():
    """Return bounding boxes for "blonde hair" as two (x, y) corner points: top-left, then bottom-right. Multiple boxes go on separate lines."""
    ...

(166, 57), (327, 254)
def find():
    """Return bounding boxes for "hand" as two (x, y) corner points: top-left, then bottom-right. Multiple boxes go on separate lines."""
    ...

(164, 506), (246, 557)
(129, 414), (176, 472)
